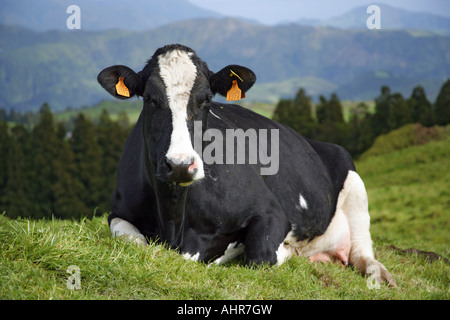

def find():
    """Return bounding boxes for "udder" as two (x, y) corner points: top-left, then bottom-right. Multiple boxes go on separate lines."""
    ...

(283, 209), (351, 266)
(308, 243), (350, 266)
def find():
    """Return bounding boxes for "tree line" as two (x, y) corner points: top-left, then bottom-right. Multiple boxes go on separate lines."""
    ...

(0, 104), (131, 219)
(272, 80), (450, 158)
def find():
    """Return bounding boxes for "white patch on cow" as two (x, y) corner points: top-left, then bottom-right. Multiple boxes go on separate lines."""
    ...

(298, 194), (308, 210)
(110, 218), (147, 246)
(276, 242), (292, 266)
(182, 252), (200, 262)
(213, 242), (245, 264)
(338, 170), (375, 262)
(158, 49), (204, 182)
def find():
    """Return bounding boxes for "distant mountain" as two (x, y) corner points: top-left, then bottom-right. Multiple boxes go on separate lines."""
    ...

(1, 18), (449, 111)
(296, 4), (450, 35)
(0, 0), (221, 31)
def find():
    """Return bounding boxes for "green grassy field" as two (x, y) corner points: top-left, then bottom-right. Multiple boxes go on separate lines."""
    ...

(0, 127), (449, 300)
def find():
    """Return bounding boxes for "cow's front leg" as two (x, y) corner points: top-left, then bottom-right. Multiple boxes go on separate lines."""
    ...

(244, 215), (291, 266)
(109, 217), (148, 246)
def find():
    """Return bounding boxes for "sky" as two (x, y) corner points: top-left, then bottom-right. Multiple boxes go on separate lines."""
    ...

(188, 0), (450, 25)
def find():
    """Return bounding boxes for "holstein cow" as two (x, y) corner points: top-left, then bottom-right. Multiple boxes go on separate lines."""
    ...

(97, 44), (395, 286)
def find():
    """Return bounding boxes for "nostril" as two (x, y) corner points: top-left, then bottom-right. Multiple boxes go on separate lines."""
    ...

(165, 155), (196, 183)
(165, 157), (174, 172)
(188, 157), (198, 174)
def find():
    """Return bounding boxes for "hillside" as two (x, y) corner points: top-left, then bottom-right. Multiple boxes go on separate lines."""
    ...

(361, 123), (450, 159)
(1, 19), (449, 111)
(0, 124), (449, 300)
(356, 125), (450, 247)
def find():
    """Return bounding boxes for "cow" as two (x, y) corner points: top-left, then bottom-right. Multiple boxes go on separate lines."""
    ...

(97, 44), (396, 287)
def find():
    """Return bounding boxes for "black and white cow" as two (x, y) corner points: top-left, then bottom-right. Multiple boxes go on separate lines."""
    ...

(97, 44), (395, 286)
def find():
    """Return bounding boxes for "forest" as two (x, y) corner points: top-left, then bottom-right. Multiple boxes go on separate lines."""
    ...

(0, 79), (449, 219)
(0, 105), (131, 219)
(273, 80), (450, 158)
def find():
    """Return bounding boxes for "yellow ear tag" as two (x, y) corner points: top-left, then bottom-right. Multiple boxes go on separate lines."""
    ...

(115, 77), (130, 97)
(226, 80), (242, 101)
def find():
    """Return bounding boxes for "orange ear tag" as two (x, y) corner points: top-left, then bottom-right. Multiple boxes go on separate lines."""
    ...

(115, 77), (130, 97)
(226, 80), (242, 101)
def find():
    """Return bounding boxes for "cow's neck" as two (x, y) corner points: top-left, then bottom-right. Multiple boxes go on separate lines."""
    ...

(154, 181), (189, 247)
(142, 139), (189, 247)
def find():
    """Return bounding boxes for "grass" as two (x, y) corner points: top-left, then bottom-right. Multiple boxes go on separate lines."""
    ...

(357, 127), (450, 250)
(1, 128), (449, 300)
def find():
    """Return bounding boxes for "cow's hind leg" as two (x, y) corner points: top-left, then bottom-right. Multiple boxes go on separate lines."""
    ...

(109, 217), (148, 246)
(339, 170), (396, 287)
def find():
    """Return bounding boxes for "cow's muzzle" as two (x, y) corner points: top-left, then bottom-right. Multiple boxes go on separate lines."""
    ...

(165, 154), (199, 185)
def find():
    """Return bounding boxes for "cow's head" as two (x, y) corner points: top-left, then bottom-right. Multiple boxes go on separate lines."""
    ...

(97, 44), (256, 186)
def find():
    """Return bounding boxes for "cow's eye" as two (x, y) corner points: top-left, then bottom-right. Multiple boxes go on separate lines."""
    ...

(144, 95), (159, 107)
(144, 94), (152, 103)
(198, 95), (212, 109)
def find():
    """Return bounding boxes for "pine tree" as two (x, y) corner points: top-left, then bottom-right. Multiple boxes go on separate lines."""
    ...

(372, 86), (392, 136)
(347, 103), (376, 157)
(29, 103), (60, 218)
(314, 93), (348, 147)
(316, 93), (344, 124)
(272, 99), (299, 130)
(315, 95), (329, 125)
(52, 122), (89, 219)
(1, 125), (34, 218)
(328, 93), (344, 123)
(293, 88), (315, 137)
(434, 79), (450, 126)
(388, 92), (412, 130)
(372, 86), (412, 135)
(272, 89), (319, 138)
(0, 121), (10, 205)
(0, 109), (7, 121)
(70, 113), (103, 215)
(408, 85), (434, 126)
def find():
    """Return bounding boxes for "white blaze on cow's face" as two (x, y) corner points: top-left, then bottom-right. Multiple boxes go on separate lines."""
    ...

(157, 49), (205, 184)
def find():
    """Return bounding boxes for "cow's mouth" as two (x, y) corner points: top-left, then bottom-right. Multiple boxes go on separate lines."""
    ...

(179, 181), (194, 187)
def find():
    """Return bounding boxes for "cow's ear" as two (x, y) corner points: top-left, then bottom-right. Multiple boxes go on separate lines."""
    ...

(97, 65), (144, 99)
(210, 65), (256, 100)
